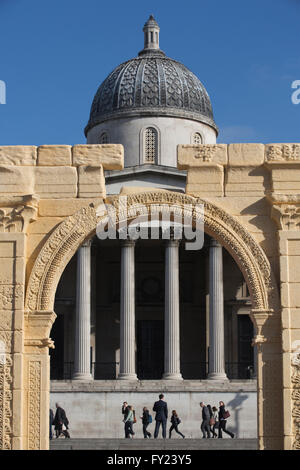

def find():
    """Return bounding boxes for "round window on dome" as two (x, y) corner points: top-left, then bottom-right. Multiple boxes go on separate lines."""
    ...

(192, 132), (203, 145)
(99, 132), (109, 144)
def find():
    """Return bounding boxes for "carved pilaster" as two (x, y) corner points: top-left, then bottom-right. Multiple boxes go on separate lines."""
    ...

(27, 361), (41, 450)
(0, 356), (13, 450)
(292, 351), (300, 449)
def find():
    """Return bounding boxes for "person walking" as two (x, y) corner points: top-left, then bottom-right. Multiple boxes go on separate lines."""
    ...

(53, 403), (70, 439)
(153, 393), (168, 439)
(200, 402), (211, 438)
(122, 401), (129, 420)
(207, 404), (217, 438)
(124, 405), (135, 438)
(140, 407), (152, 438)
(169, 410), (185, 439)
(211, 406), (219, 438)
(218, 401), (234, 438)
(49, 408), (54, 440)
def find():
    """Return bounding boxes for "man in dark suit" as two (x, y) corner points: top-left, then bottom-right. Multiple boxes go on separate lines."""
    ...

(53, 403), (70, 438)
(200, 402), (211, 438)
(49, 408), (54, 440)
(153, 393), (168, 438)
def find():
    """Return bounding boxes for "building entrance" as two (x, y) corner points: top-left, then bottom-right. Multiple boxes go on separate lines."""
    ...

(137, 320), (164, 379)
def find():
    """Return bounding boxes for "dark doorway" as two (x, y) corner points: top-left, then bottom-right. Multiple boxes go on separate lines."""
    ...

(137, 320), (164, 379)
(50, 314), (64, 379)
(238, 315), (254, 379)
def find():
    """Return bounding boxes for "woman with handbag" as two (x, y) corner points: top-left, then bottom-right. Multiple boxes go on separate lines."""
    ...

(207, 404), (217, 438)
(218, 401), (234, 438)
(211, 406), (219, 438)
(169, 410), (185, 439)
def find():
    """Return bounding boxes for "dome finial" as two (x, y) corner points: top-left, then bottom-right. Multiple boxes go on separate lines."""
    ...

(143, 15), (160, 50)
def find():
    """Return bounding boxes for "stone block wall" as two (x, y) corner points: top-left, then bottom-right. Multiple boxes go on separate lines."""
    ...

(0, 144), (123, 450)
(0, 144), (123, 199)
(178, 142), (300, 449)
(0, 142), (299, 449)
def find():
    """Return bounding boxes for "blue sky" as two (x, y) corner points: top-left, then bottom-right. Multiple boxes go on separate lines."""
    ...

(0, 0), (299, 145)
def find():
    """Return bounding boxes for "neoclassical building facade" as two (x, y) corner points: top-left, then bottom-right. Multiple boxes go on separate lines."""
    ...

(0, 17), (299, 450)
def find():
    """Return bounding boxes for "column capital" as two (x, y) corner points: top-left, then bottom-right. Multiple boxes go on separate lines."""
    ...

(209, 238), (222, 248)
(81, 238), (92, 248)
(164, 238), (181, 247)
(120, 238), (136, 247)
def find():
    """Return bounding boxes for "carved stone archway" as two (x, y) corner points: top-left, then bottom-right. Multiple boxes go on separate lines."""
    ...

(24, 191), (282, 449)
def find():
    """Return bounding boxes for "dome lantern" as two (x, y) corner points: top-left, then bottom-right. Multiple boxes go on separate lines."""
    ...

(142, 15), (160, 51)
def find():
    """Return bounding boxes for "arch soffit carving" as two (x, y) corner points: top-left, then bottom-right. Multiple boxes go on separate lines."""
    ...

(25, 191), (279, 313)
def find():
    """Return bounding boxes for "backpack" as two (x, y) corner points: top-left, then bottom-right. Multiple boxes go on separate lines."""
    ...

(148, 414), (152, 424)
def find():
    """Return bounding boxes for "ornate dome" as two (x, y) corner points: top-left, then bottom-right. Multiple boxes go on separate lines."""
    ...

(85, 16), (217, 136)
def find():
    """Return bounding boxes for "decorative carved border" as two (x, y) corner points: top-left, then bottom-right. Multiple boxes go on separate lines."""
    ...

(292, 353), (300, 449)
(0, 356), (13, 450)
(25, 191), (279, 314)
(28, 361), (41, 450)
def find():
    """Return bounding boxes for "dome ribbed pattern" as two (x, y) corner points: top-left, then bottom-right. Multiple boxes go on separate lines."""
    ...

(85, 51), (217, 135)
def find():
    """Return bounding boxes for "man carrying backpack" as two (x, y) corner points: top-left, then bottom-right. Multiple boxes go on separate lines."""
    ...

(141, 406), (152, 438)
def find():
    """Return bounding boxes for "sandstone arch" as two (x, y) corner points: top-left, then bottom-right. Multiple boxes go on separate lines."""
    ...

(25, 191), (279, 314)
(24, 191), (282, 449)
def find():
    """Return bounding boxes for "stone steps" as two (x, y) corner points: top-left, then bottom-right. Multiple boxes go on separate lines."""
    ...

(50, 438), (258, 450)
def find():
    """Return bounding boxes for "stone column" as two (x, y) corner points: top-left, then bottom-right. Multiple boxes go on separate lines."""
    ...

(208, 238), (227, 380)
(73, 240), (92, 380)
(118, 239), (137, 380)
(163, 239), (183, 380)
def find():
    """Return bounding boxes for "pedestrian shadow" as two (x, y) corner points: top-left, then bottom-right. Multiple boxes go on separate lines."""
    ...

(226, 394), (249, 437)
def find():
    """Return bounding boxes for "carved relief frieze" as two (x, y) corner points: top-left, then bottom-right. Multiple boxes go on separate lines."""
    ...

(194, 144), (218, 162)
(272, 205), (300, 230)
(0, 195), (38, 233)
(266, 144), (300, 162)
(0, 285), (23, 310)
(267, 193), (300, 230)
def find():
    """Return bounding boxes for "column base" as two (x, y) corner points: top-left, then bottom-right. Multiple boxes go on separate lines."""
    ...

(72, 373), (93, 381)
(162, 373), (183, 380)
(207, 372), (229, 381)
(117, 373), (138, 381)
